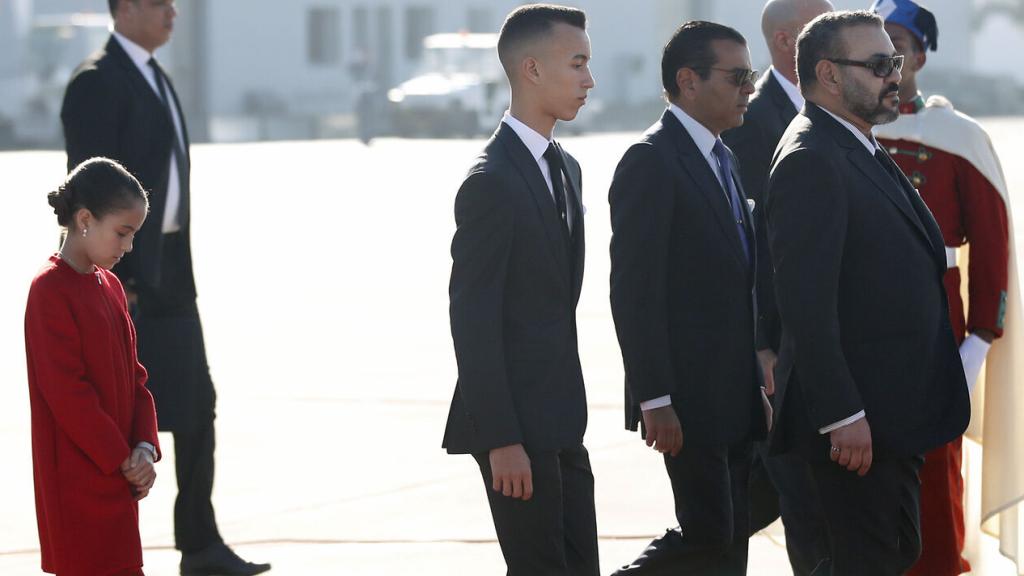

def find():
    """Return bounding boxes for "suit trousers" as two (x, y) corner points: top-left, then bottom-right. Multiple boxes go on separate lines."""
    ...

(808, 456), (924, 576)
(135, 232), (222, 552)
(473, 445), (599, 576)
(748, 441), (829, 575)
(661, 439), (754, 576)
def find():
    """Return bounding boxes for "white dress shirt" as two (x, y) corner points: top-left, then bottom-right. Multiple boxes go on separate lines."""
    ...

(112, 31), (185, 233)
(501, 111), (574, 233)
(639, 104), (737, 413)
(771, 67), (805, 112)
(668, 103), (730, 189)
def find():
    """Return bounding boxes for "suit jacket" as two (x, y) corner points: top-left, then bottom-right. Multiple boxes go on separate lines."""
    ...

(443, 122), (587, 455)
(61, 35), (193, 294)
(609, 110), (766, 447)
(723, 69), (797, 351)
(766, 102), (970, 460)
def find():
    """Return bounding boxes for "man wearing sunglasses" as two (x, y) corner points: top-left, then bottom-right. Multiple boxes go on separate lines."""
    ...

(870, 1), (1013, 575)
(609, 21), (766, 576)
(722, 2), (834, 573)
(765, 10), (970, 575)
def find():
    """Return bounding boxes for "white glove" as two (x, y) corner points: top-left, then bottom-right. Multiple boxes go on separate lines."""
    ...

(959, 333), (991, 395)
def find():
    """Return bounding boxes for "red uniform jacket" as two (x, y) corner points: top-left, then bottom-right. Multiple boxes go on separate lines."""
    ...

(878, 101), (1009, 342)
(24, 255), (160, 576)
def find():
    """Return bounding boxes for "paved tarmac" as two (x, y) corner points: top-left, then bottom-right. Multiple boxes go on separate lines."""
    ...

(2, 125), (1023, 574)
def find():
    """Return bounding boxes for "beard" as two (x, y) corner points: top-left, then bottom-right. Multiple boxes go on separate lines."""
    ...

(842, 76), (900, 126)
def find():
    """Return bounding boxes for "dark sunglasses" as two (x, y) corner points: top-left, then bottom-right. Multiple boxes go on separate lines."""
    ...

(826, 55), (904, 78)
(706, 67), (760, 87)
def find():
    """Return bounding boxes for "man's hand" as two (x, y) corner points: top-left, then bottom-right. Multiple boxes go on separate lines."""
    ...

(829, 418), (873, 476)
(489, 444), (533, 501)
(757, 348), (778, 396)
(642, 405), (683, 457)
(121, 447), (157, 501)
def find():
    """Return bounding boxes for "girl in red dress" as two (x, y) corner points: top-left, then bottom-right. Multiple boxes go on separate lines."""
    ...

(25, 157), (161, 576)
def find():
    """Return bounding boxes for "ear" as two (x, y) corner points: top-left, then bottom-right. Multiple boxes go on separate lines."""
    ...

(815, 60), (841, 95)
(521, 56), (542, 86)
(913, 50), (926, 73)
(773, 30), (791, 54)
(675, 67), (698, 101)
(74, 208), (93, 233)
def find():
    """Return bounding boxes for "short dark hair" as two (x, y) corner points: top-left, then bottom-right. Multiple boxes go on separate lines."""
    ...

(497, 4), (587, 76)
(48, 158), (149, 228)
(797, 10), (883, 90)
(661, 21), (747, 100)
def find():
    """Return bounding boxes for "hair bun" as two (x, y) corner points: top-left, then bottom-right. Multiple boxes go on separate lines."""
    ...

(47, 184), (73, 227)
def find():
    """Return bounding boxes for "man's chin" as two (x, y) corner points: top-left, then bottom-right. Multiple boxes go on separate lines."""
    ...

(872, 108), (900, 125)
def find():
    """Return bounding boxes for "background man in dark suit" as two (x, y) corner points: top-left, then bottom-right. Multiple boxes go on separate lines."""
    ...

(60, 1), (269, 574)
(442, 5), (597, 575)
(722, 1), (832, 573)
(609, 21), (766, 576)
(765, 10), (970, 575)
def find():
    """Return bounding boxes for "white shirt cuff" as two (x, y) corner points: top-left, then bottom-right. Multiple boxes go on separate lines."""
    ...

(640, 395), (672, 411)
(819, 410), (865, 434)
(135, 441), (157, 460)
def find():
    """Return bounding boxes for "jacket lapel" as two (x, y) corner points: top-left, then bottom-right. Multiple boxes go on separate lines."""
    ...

(806, 103), (937, 251)
(555, 143), (586, 301)
(496, 123), (571, 285)
(662, 111), (749, 268)
(106, 36), (174, 135)
(763, 70), (798, 127)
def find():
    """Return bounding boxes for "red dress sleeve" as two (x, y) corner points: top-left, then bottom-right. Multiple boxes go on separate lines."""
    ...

(957, 156), (1010, 337)
(25, 280), (131, 474)
(108, 272), (162, 460)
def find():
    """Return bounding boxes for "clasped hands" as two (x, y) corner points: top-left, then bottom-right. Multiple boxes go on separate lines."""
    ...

(120, 446), (157, 501)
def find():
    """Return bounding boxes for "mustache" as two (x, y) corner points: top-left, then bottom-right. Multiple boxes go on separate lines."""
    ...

(879, 83), (900, 99)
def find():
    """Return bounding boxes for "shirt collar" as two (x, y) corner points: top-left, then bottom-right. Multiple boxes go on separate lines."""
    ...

(501, 111), (552, 162)
(821, 107), (879, 154)
(668, 103), (718, 159)
(770, 66), (805, 112)
(112, 30), (155, 71)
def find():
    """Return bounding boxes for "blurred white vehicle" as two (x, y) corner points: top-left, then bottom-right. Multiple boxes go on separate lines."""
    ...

(386, 32), (507, 137)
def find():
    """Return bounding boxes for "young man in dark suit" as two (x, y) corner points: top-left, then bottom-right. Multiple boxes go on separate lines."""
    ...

(722, 1), (833, 574)
(60, 1), (269, 574)
(608, 21), (766, 576)
(442, 4), (597, 575)
(765, 10), (970, 575)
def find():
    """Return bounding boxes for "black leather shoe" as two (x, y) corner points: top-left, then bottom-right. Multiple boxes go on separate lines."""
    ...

(611, 528), (687, 575)
(180, 543), (271, 576)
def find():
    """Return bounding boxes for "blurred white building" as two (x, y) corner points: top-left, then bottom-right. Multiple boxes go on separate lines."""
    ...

(1, 0), (1020, 145)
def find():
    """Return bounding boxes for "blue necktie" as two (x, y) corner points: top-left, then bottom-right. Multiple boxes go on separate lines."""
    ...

(712, 139), (750, 264)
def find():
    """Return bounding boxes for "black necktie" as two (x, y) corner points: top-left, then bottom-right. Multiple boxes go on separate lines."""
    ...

(148, 58), (189, 224)
(874, 148), (904, 186)
(542, 143), (570, 235)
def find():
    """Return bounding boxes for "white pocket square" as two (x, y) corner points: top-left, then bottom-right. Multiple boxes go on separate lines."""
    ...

(746, 198), (756, 213)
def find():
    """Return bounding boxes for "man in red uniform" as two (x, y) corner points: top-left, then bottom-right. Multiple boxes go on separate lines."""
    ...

(871, 1), (1010, 574)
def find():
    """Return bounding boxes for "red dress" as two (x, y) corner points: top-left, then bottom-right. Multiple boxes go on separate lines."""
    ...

(878, 95), (1010, 576)
(24, 255), (160, 576)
